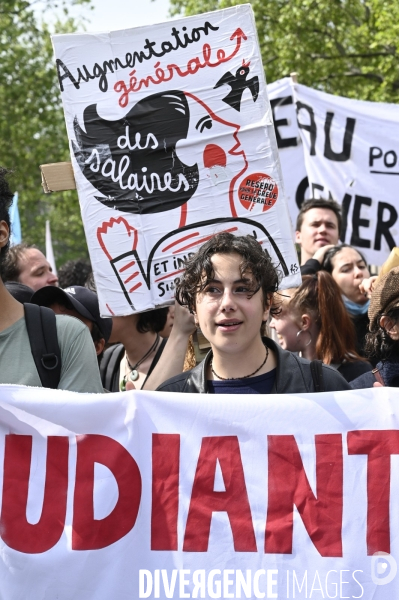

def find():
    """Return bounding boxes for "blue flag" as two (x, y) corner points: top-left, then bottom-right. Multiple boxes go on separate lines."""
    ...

(9, 192), (22, 245)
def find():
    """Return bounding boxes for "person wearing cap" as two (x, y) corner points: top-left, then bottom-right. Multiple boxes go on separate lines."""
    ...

(0, 167), (103, 392)
(351, 266), (399, 388)
(31, 285), (112, 363)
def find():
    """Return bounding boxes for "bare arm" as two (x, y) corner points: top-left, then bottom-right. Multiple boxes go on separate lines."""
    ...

(142, 303), (196, 391)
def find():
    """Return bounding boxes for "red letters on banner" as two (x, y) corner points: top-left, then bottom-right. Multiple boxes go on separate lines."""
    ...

(348, 430), (399, 555)
(0, 435), (68, 554)
(183, 436), (257, 552)
(72, 434), (142, 550)
(0, 431), (397, 555)
(265, 434), (343, 557)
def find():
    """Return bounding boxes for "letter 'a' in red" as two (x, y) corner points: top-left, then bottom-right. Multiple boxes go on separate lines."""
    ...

(348, 430), (399, 555)
(72, 434), (141, 550)
(151, 434), (180, 551)
(0, 435), (69, 553)
(183, 436), (256, 552)
(265, 434), (343, 557)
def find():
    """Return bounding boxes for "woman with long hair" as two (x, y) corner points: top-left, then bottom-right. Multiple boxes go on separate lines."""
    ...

(351, 267), (399, 388)
(270, 271), (372, 382)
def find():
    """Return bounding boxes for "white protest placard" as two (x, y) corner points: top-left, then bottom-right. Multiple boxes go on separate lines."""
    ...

(267, 77), (308, 218)
(293, 83), (399, 265)
(52, 5), (300, 317)
(0, 384), (399, 598)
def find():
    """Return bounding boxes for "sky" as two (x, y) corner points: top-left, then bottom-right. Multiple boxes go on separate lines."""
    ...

(64, 0), (173, 31)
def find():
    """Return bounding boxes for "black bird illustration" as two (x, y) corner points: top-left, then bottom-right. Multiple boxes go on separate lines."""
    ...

(214, 60), (259, 112)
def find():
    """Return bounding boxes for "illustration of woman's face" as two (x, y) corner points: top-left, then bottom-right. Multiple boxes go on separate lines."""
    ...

(175, 92), (246, 181)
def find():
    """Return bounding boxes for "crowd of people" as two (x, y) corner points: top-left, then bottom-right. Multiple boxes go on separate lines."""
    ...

(1, 166), (398, 394)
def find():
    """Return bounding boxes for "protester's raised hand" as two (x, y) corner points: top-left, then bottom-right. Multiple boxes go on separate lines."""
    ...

(373, 381), (383, 388)
(359, 275), (378, 297)
(97, 216), (138, 260)
(172, 301), (197, 337)
(312, 244), (335, 264)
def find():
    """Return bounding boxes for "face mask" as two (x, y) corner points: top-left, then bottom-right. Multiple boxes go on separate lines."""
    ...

(342, 295), (370, 316)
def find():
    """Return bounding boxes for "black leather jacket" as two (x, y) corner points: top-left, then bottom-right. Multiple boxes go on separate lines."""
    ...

(156, 338), (351, 393)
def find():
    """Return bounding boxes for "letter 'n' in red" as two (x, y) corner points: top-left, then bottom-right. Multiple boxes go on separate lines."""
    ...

(183, 436), (256, 552)
(265, 434), (343, 557)
(0, 435), (69, 553)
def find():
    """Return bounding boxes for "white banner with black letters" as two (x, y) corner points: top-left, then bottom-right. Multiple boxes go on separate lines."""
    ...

(268, 78), (399, 266)
(0, 383), (399, 598)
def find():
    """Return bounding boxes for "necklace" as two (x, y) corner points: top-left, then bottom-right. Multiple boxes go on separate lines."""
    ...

(120, 334), (159, 391)
(210, 347), (269, 381)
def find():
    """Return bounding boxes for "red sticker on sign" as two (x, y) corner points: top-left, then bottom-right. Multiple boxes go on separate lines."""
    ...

(238, 173), (279, 212)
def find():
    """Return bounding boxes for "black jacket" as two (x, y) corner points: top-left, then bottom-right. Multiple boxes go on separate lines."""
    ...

(156, 338), (351, 393)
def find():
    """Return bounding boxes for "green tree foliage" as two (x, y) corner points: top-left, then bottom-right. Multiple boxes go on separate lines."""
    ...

(169, 0), (399, 102)
(0, 0), (91, 265)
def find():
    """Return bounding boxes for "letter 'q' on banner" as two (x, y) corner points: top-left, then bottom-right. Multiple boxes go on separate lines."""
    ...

(52, 5), (301, 317)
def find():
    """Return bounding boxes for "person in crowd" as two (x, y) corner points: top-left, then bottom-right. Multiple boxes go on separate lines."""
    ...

(57, 258), (92, 288)
(321, 244), (370, 355)
(0, 167), (103, 392)
(295, 198), (341, 267)
(5, 281), (33, 303)
(2, 241), (58, 291)
(351, 267), (399, 388)
(31, 285), (112, 362)
(156, 232), (350, 394)
(101, 302), (196, 392)
(269, 272), (372, 383)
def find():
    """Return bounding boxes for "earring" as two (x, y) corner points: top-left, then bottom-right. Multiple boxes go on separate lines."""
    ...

(296, 329), (312, 347)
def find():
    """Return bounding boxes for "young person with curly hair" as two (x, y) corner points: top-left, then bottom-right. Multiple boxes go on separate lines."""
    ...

(156, 232), (350, 394)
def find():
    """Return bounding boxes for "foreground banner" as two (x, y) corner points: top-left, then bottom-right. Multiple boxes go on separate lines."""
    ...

(0, 384), (399, 599)
(267, 77), (399, 266)
(52, 5), (300, 316)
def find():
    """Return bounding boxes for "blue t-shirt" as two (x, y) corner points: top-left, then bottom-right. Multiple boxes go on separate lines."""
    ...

(208, 369), (276, 394)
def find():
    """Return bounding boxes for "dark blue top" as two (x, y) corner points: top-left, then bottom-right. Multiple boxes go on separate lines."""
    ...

(208, 369), (276, 394)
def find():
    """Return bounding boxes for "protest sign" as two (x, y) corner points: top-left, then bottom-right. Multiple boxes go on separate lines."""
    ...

(0, 384), (399, 599)
(292, 83), (399, 265)
(267, 78), (308, 217)
(52, 5), (300, 316)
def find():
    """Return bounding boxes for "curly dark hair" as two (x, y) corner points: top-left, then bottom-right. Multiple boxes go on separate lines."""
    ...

(58, 259), (92, 289)
(365, 307), (399, 361)
(175, 232), (281, 314)
(0, 167), (14, 277)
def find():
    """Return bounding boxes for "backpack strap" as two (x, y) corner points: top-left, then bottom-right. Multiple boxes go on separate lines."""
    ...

(100, 343), (125, 392)
(310, 359), (325, 392)
(24, 303), (61, 389)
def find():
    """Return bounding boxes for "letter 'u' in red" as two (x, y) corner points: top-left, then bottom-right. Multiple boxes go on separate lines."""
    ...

(183, 436), (256, 552)
(265, 434), (343, 557)
(0, 435), (69, 554)
(72, 434), (141, 550)
(348, 430), (399, 555)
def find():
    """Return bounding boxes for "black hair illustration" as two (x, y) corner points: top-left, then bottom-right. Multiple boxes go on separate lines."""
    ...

(72, 91), (199, 214)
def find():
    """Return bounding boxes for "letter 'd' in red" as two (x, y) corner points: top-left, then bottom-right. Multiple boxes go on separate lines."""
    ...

(72, 434), (141, 550)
